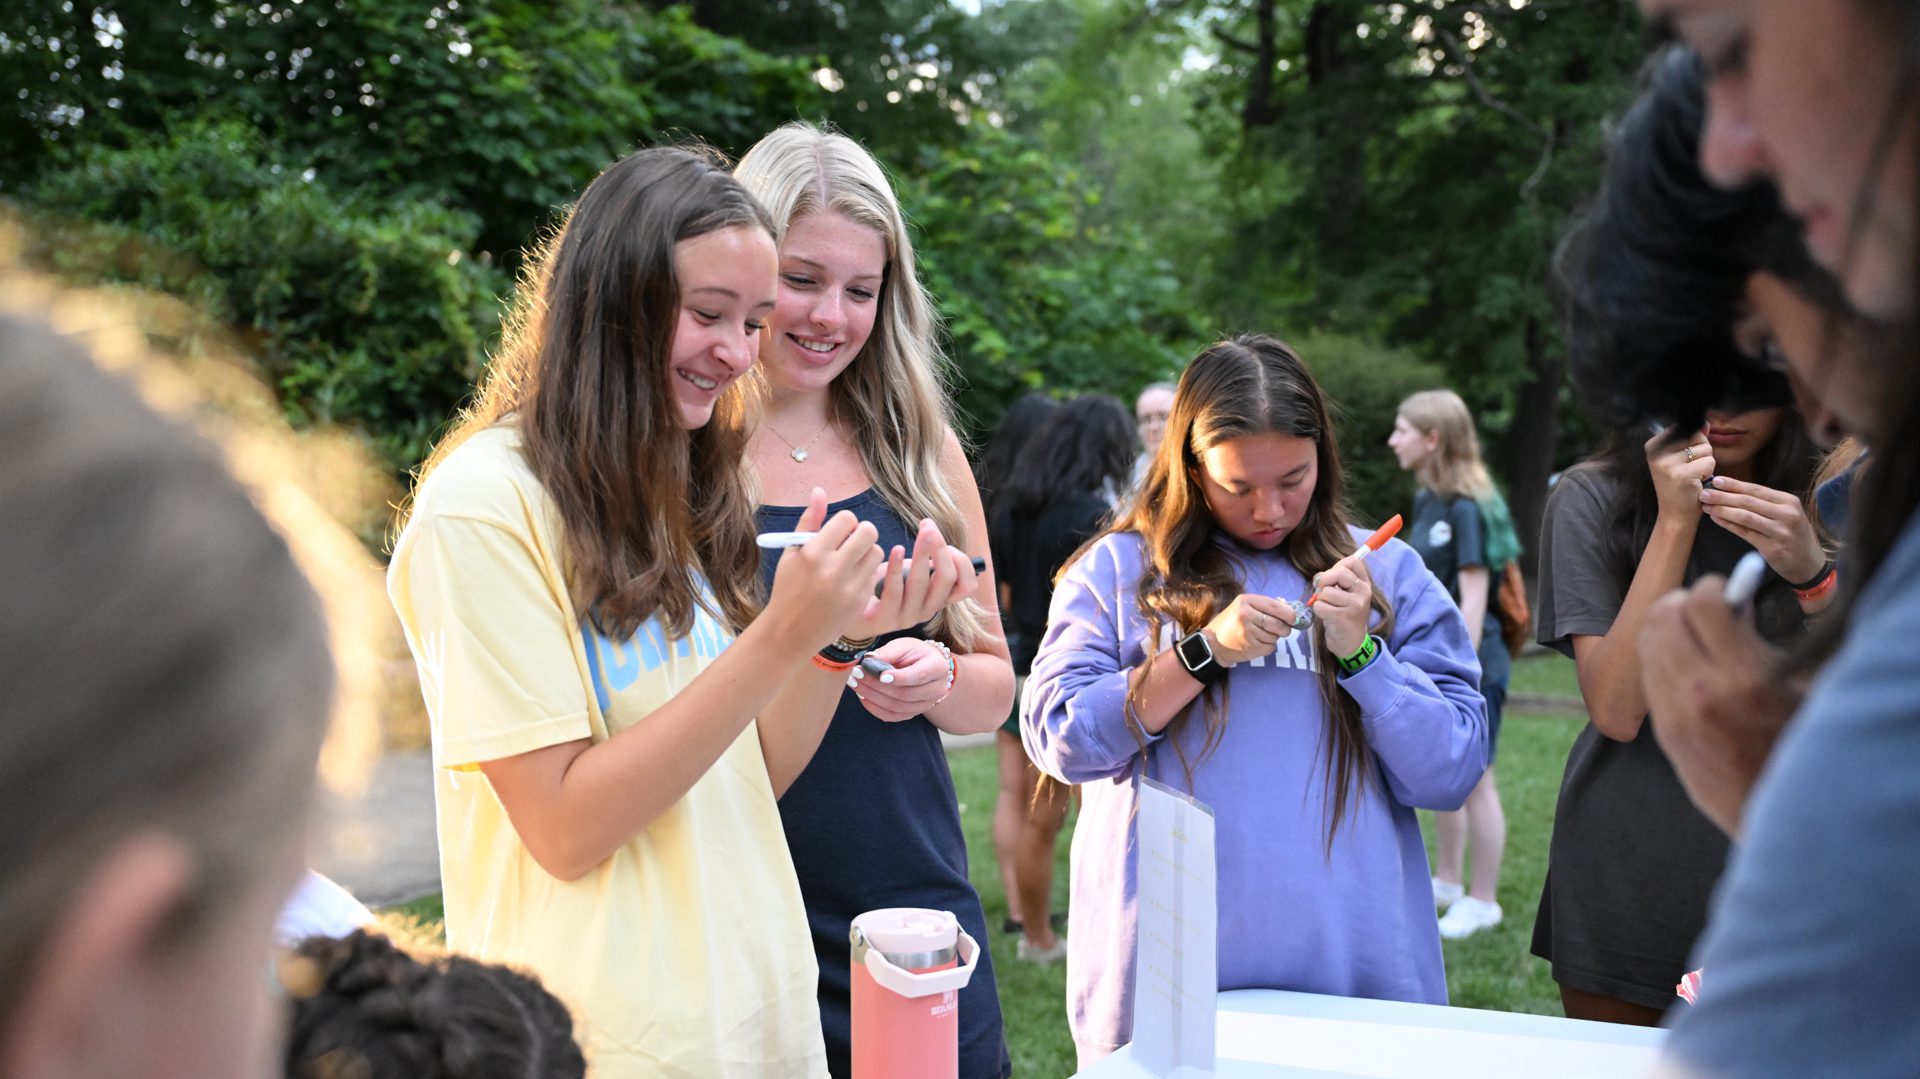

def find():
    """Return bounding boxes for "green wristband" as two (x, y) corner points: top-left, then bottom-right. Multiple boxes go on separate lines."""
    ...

(1336, 635), (1380, 676)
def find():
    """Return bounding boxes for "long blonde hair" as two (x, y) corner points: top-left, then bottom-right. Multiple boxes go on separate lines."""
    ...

(1397, 389), (1493, 501)
(735, 122), (989, 650)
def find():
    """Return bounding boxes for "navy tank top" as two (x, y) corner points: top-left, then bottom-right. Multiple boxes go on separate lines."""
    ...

(757, 488), (1009, 1079)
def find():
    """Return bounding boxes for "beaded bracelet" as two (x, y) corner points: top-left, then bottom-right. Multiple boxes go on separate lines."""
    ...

(816, 634), (872, 669)
(929, 640), (957, 708)
(814, 629), (875, 664)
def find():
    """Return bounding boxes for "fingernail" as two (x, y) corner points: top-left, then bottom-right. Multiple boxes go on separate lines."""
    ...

(880, 673), (895, 684)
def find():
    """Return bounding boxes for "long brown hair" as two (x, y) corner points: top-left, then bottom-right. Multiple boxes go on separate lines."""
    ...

(1106, 334), (1394, 846)
(411, 146), (774, 638)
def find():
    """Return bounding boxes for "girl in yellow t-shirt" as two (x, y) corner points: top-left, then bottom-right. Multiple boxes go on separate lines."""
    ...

(388, 146), (979, 1078)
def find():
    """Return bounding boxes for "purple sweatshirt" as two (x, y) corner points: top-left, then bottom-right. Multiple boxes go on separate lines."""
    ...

(1021, 526), (1488, 1060)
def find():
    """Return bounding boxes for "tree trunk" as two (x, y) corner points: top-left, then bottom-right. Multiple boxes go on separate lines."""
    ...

(1504, 314), (1561, 580)
(1243, 0), (1279, 129)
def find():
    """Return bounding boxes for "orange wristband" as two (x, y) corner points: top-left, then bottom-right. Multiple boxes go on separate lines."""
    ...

(812, 653), (857, 672)
(1793, 565), (1838, 602)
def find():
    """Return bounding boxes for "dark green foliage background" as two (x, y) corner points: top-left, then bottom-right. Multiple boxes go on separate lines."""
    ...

(4, 0), (1648, 530)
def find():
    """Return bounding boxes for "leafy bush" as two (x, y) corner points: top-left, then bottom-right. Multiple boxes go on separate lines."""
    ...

(27, 120), (506, 472)
(1286, 331), (1445, 524)
(903, 125), (1204, 438)
(5, 2), (822, 474)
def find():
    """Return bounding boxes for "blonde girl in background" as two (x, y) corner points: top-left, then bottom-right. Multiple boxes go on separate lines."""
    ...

(1389, 390), (1517, 940)
(735, 123), (1015, 1079)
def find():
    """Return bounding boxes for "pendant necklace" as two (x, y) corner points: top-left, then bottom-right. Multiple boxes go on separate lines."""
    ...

(769, 419), (832, 463)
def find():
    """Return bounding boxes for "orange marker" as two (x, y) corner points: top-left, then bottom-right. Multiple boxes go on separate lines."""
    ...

(1304, 514), (1403, 610)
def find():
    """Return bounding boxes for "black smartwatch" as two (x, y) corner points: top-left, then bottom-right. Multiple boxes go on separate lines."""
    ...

(1175, 629), (1227, 686)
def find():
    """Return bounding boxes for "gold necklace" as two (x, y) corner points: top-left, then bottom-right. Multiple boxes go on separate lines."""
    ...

(767, 419), (833, 463)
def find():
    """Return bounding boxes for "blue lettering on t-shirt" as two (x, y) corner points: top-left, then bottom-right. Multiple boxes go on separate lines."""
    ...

(580, 602), (731, 714)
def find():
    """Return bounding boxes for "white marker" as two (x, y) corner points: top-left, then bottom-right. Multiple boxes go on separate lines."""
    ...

(1723, 550), (1768, 610)
(758, 532), (986, 575)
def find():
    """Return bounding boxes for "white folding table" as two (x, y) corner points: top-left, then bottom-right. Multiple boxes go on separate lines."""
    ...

(1073, 988), (1668, 1078)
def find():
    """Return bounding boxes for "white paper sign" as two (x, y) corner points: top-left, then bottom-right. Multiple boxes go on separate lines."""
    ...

(1129, 774), (1218, 1079)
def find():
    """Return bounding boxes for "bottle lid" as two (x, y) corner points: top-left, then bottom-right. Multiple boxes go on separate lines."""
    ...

(852, 908), (959, 957)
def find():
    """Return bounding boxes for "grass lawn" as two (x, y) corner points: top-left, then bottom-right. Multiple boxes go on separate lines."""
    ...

(387, 656), (1587, 1074)
(1508, 648), (1580, 700)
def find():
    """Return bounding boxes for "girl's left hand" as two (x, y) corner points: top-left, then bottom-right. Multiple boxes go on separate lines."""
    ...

(1698, 475), (1827, 584)
(849, 636), (954, 723)
(1310, 553), (1375, 660)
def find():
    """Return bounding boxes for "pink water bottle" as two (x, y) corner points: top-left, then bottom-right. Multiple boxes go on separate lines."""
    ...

(849, 908), (980, 1079)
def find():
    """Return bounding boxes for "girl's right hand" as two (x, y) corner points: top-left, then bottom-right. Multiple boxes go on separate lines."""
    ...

(766, 488), (885, 653)
(1645, 426), (1715, 523)
(1202, 593), (1299, 667)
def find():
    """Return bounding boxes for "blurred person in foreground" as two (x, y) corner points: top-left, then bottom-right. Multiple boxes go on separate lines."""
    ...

(0, 307), (334, 1079)
(281, 928), (585, 1079)
(1598, 1), (1920, 1072)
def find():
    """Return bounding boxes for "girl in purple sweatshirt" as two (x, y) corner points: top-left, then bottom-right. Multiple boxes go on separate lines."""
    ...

(1021, 334), (1488, 1068)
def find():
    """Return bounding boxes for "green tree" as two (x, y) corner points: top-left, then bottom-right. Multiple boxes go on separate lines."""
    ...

(902, 124), (1205, 438)
(24, 119), (508, 471)
(1172, 0), (1645, 567)
(3, 1), (822, 474)
(3, 1), (822, 262)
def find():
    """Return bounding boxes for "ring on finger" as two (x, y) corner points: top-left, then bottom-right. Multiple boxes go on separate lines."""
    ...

(1685, 445), (1697, 462)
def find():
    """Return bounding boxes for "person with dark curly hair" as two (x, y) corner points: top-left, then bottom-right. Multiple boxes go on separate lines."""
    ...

(281, 930), (584, 1079)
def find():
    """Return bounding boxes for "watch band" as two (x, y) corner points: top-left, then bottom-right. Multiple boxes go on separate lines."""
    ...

(1176, 630), (1227, 686)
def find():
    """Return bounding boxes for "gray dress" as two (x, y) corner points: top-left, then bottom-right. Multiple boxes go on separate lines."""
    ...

(1530, 464), (1804, 1011)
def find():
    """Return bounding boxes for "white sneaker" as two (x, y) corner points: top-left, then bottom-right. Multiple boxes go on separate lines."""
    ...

(1438, 896), (1503, 940)
(1431, 877), (1464, 912)
(1017, 934), (1068, 963)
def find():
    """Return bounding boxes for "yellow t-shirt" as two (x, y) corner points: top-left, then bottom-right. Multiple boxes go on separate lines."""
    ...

(387, 426), (828, 1078)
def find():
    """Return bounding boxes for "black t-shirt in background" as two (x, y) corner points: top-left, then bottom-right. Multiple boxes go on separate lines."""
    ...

(991, 491), (1112, 676)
